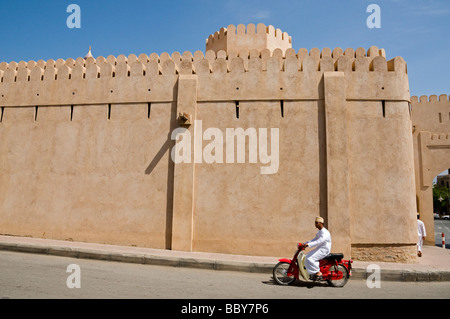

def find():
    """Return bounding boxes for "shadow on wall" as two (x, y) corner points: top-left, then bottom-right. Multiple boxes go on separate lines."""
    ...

(144, 95), (178, 250)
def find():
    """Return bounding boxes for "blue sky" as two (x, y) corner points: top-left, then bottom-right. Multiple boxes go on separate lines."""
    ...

(0, 0), (449, 97)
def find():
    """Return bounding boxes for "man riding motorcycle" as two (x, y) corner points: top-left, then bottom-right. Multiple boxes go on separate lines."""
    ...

(302, 217), (332, 281)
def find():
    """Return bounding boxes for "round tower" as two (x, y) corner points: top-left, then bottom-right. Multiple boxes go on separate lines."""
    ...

(206, 23), (292, 55)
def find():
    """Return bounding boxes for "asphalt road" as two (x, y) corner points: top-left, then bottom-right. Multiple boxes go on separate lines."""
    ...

(435, 219), (450, 248)
(0, 250), (449, 300)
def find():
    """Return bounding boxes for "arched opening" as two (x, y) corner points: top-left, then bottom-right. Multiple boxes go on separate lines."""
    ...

(432, 169), (450, 248)
(433, 169), (450, 216)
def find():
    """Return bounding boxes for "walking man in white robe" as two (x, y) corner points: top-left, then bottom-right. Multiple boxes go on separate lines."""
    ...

(417, 213), (426, 257)
(302, 217), (331, 280)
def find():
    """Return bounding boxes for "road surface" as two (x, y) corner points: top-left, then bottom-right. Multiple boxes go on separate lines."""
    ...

(1, 250), (449, 300)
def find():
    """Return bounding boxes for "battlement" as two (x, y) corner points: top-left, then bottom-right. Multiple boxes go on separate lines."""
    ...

(0, 45), (401, 78)
(411, 94), (450, 134)
(411, 94), (449, 104)
(0, 45), (409, 108)
(206, 23), (292, 55)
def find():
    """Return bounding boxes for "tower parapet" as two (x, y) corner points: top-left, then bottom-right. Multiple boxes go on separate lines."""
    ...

(411, 94), (450, 133)
(206, 23), (292, 55)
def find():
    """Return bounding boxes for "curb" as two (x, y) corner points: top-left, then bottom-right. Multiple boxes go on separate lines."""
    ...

(1, 242), (449, 282)
(350, 267), (450, 282)
(0, 242), (274, 274)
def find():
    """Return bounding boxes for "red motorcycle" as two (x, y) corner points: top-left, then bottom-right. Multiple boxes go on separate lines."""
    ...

(273, 243), (353, 287)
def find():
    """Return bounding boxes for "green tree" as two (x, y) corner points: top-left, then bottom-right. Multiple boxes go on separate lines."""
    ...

(433, 183), (450, 214)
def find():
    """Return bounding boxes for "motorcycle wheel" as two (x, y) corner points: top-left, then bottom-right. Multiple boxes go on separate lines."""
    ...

(327, 264), (349, 287)
(273, 262), (296, 285)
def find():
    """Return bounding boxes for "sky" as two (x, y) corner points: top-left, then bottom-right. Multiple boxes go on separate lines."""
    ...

(0, 0), (449, 98)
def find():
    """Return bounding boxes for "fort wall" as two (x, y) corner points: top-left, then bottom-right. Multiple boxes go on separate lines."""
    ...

(0, 102), (176, 248)
(0, 27), (418, 261)
(411, 94), (450, 247)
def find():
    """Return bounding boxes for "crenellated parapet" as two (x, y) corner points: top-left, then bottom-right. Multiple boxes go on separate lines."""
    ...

(411, 94), (449, 103)
(206, 23), (292, 55)
(411, 94), (450, 133)
(0, 45), (409, 108)
(0, 45), (393, 75)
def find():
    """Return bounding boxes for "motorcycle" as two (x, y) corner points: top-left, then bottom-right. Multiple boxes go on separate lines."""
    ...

(273, 243), (352, 287)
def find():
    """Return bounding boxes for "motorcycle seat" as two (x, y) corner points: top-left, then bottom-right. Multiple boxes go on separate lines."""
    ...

(323, 253), (344, 261)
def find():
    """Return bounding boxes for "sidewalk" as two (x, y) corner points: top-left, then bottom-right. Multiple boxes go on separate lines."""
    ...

(0, 235), (449, 282)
